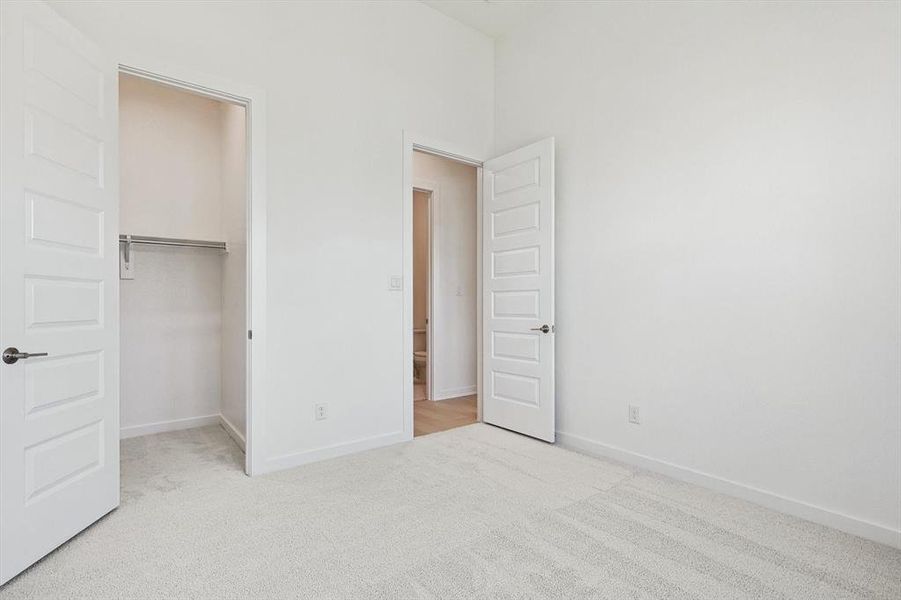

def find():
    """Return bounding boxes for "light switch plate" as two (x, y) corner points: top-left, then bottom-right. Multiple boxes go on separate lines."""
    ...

(628, 405), (641, 425)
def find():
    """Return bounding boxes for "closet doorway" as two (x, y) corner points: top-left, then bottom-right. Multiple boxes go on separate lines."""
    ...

(117, 68), (258, 473)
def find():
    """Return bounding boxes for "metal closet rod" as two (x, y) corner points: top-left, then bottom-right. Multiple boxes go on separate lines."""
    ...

(118, 234), (227, 251)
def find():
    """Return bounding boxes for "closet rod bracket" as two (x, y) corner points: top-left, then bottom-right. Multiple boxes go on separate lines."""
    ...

(124, 234), (132, 263)
(120, 235), (135, 280)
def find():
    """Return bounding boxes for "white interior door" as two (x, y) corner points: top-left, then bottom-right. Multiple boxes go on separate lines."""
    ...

(482, 138), (555, 442)
(0, 0), (119, 584)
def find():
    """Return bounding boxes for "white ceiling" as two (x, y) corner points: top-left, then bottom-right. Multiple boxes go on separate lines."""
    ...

(421, 0), (551, 39)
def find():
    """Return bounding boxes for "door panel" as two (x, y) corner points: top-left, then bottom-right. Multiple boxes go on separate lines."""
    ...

(482, 138), (555, 442)
(1, 0), (119, 584)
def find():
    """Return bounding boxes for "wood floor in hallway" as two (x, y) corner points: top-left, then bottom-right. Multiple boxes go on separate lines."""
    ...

(414, 394), (477, 437)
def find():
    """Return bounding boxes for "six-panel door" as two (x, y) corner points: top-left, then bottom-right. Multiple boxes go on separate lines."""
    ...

(0, 1), (119, 584)
(482, 138), (555, 442)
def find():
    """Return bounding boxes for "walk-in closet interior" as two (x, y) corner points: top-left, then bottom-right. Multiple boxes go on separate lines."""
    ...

(118, 73), (247, 454)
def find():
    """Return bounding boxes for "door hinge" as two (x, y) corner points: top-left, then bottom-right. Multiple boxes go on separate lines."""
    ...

(248, 330), (253, 340)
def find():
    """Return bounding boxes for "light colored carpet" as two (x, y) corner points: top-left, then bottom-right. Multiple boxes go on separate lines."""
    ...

(1, 424), (898, 599)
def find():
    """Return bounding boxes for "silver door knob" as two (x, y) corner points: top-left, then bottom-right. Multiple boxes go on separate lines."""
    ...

(2, 347), (48, 365)
(530, 325), (551, 334)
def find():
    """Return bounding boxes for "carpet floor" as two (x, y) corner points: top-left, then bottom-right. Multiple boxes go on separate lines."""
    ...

(1, 423), (898, 599)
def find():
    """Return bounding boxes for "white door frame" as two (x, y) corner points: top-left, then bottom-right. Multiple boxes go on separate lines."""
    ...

(402, 131), (484, 440)
(118, 62), (268, 476)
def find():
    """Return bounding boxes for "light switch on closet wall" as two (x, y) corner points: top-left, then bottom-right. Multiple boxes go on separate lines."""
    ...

(389, 276), (403, 290)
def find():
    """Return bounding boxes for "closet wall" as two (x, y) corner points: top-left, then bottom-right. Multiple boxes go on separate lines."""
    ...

(219, 104), (247, 442)
(119, 74), (246, 440)
(119, 75), (223, 240)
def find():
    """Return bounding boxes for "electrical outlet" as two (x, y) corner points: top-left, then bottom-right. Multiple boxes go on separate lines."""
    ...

(628, 405), (641, 425)
(315, 403), (328, 421)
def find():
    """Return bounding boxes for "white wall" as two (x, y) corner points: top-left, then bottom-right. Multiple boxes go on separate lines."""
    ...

(494, 2), (901, 544)
(119, 74), (223, 241)
(413, 151), (478, 400)
(219, 102), (247, 442)
(119, 75), (226, 436)
(50, 1), (494, 465)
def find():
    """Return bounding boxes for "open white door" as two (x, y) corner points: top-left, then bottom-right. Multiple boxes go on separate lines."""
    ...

(482, 138), (555, 442)
(0, 0), (119, 584)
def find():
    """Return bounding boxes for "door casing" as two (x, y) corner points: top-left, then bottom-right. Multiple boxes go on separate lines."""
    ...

(402, 132), (485, 439)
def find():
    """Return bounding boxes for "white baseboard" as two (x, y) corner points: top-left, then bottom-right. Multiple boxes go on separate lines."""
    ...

(262, 430), (408, 475)
(120, 414), (220, 439)
(432, 385), (477, 401)
(556, 431), (901, 549)
(219, 414), (246, 452)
